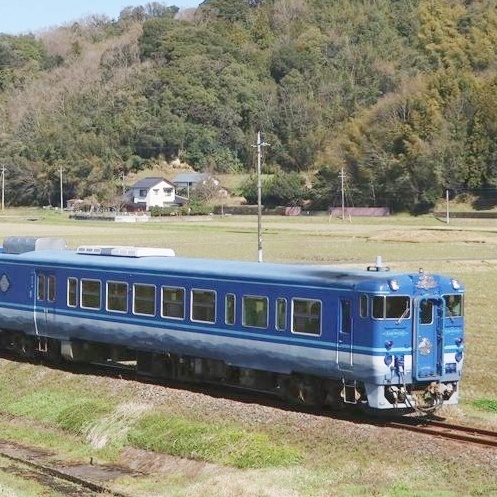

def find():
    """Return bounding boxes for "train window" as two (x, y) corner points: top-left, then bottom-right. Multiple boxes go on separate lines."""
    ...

(81, 279), (101, 309)
(242, 296), (268, 328)
(191, 289), (216, 323)
(107, 282), (128, 313)
(133, 284), (156, 316)
(37, 274), (45, 301)
(292, 298), (321, 335)
(341, 299), (352, 333)
(47, 275), (56, 302)
(360, 295), (368, 318)
(225, 293), (235, 325)
(420, 300), (433, 324)
(67, 278), (78, 307)
(444, 294), (463, 317)
(276, 298), (287, 331)
(162, 287), (185, 320)
(372, 296), (410, 320)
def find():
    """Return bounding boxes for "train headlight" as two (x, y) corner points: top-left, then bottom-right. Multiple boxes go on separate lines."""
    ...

(384, 354), (393, 366)
(455, 337), (464, 347)
(451, 279), (461, 290)
(455, 351), (463, 362)
(389, 279), (400, 291)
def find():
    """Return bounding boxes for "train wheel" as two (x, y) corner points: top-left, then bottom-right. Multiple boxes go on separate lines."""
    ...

(282, 375), (324, 406)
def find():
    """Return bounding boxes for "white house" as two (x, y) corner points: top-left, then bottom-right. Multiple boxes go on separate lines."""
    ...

(125, 177), (187, 211)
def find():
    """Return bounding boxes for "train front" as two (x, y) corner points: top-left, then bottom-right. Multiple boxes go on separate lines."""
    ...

(359, 268), (464, 414)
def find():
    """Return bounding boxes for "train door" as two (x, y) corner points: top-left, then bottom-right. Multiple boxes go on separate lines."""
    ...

(337, 298), (353, 370)
(34, 271), (57, 336)
(414, 297), (443, 380)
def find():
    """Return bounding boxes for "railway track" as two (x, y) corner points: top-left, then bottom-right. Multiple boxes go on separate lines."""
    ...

(0, 440), (130, 497)
(387, 420), (497, 448)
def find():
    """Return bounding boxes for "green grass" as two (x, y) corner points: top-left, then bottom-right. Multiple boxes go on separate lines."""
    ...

(1, 209), (497, 495)
(128, 414), (302, 469)
(472, 399), (497, 412)
(56, 400), (113, 434)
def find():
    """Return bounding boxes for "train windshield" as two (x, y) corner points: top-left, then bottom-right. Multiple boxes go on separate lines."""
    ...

(444, 294), (463, 317)
(372, 296), (410, 320)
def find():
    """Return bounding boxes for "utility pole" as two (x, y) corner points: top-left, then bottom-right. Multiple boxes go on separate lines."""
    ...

(446, 189), (450, 225)
(252, 131), (270, 263)
(59, 166), (63, 212)
(339, 168), (346, 220)
(1, 164), (5, 211)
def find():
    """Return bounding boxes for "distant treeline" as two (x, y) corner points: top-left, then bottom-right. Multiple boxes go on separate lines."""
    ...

(1, 0), (497, 213)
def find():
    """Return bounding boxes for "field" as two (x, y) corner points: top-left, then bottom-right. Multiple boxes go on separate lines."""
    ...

(0, 210), (496, 496)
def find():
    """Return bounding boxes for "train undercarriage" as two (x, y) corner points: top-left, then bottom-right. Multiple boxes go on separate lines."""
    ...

(0, 329), (454, 414)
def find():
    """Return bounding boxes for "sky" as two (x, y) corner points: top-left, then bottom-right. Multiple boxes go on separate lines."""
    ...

(0, 1), (200, 35)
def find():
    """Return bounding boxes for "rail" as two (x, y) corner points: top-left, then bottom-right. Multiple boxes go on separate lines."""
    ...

(387, 420), (497, 448)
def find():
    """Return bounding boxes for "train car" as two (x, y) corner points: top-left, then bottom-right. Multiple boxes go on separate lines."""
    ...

(0, 236), (465, 413)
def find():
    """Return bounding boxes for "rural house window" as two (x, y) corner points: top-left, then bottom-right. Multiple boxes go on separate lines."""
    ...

(162, 287), (185, 319)
(67, 278), (78, 307)
(133, 284), (156, 316)
(242, 295), (268, 328)
(292, 298), (321, 335)
(153, 189), (159, 195)
(81, 279), (101, 309)
(191, 289), (216, 323)
(139, 189), (147, 197)
(107, 281), (128, 313)
(225, 293), (235, 325)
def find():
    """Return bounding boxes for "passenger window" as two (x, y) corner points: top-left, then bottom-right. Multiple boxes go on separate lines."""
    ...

(162, 287), (185, 319)
(292, 298), (321, 335)
(191, 289), (216, 323)
(341, 299), (351, 333)
(37, 274), (45, 301)
(107, 281), (128, 313)
(47, 275), (56, 302)
(133, 284), (156, 316)
(225, 294), (235, 325)
(444, 294), (463, 317)
(81, 279), (101, 309)
(276, 298), (287, 331)
(242, 295), (268, 328)
(360, 294), (368, 318)
(67, 278), (78, 307)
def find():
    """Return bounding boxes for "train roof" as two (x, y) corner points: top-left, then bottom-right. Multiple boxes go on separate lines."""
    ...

(0, 238), (463, 292)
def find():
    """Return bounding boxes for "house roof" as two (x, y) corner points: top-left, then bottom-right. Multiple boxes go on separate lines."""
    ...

(172, 173), (210, 184)
(130, 177), (174, 189)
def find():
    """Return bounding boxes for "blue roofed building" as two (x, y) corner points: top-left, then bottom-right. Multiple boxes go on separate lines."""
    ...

(172, 173), (219, 197)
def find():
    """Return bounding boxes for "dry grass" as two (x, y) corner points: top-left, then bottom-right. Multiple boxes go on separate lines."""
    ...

(0, 209), (497, 496)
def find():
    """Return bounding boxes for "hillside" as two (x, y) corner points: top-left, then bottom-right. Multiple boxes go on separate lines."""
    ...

(1, 0), (497, 213)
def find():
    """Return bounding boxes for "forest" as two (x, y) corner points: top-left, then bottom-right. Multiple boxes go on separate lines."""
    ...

(1, 0), (497, 213)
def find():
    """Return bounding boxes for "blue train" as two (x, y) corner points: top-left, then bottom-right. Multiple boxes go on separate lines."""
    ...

(0, 236), (465, 413)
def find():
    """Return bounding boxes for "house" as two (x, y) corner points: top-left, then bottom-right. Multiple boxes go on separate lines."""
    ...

(124, 177), (187, 211)
(172, 173), (219, 196)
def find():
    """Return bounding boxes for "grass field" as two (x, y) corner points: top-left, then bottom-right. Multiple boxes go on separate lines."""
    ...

(0, 209), (496, 496)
